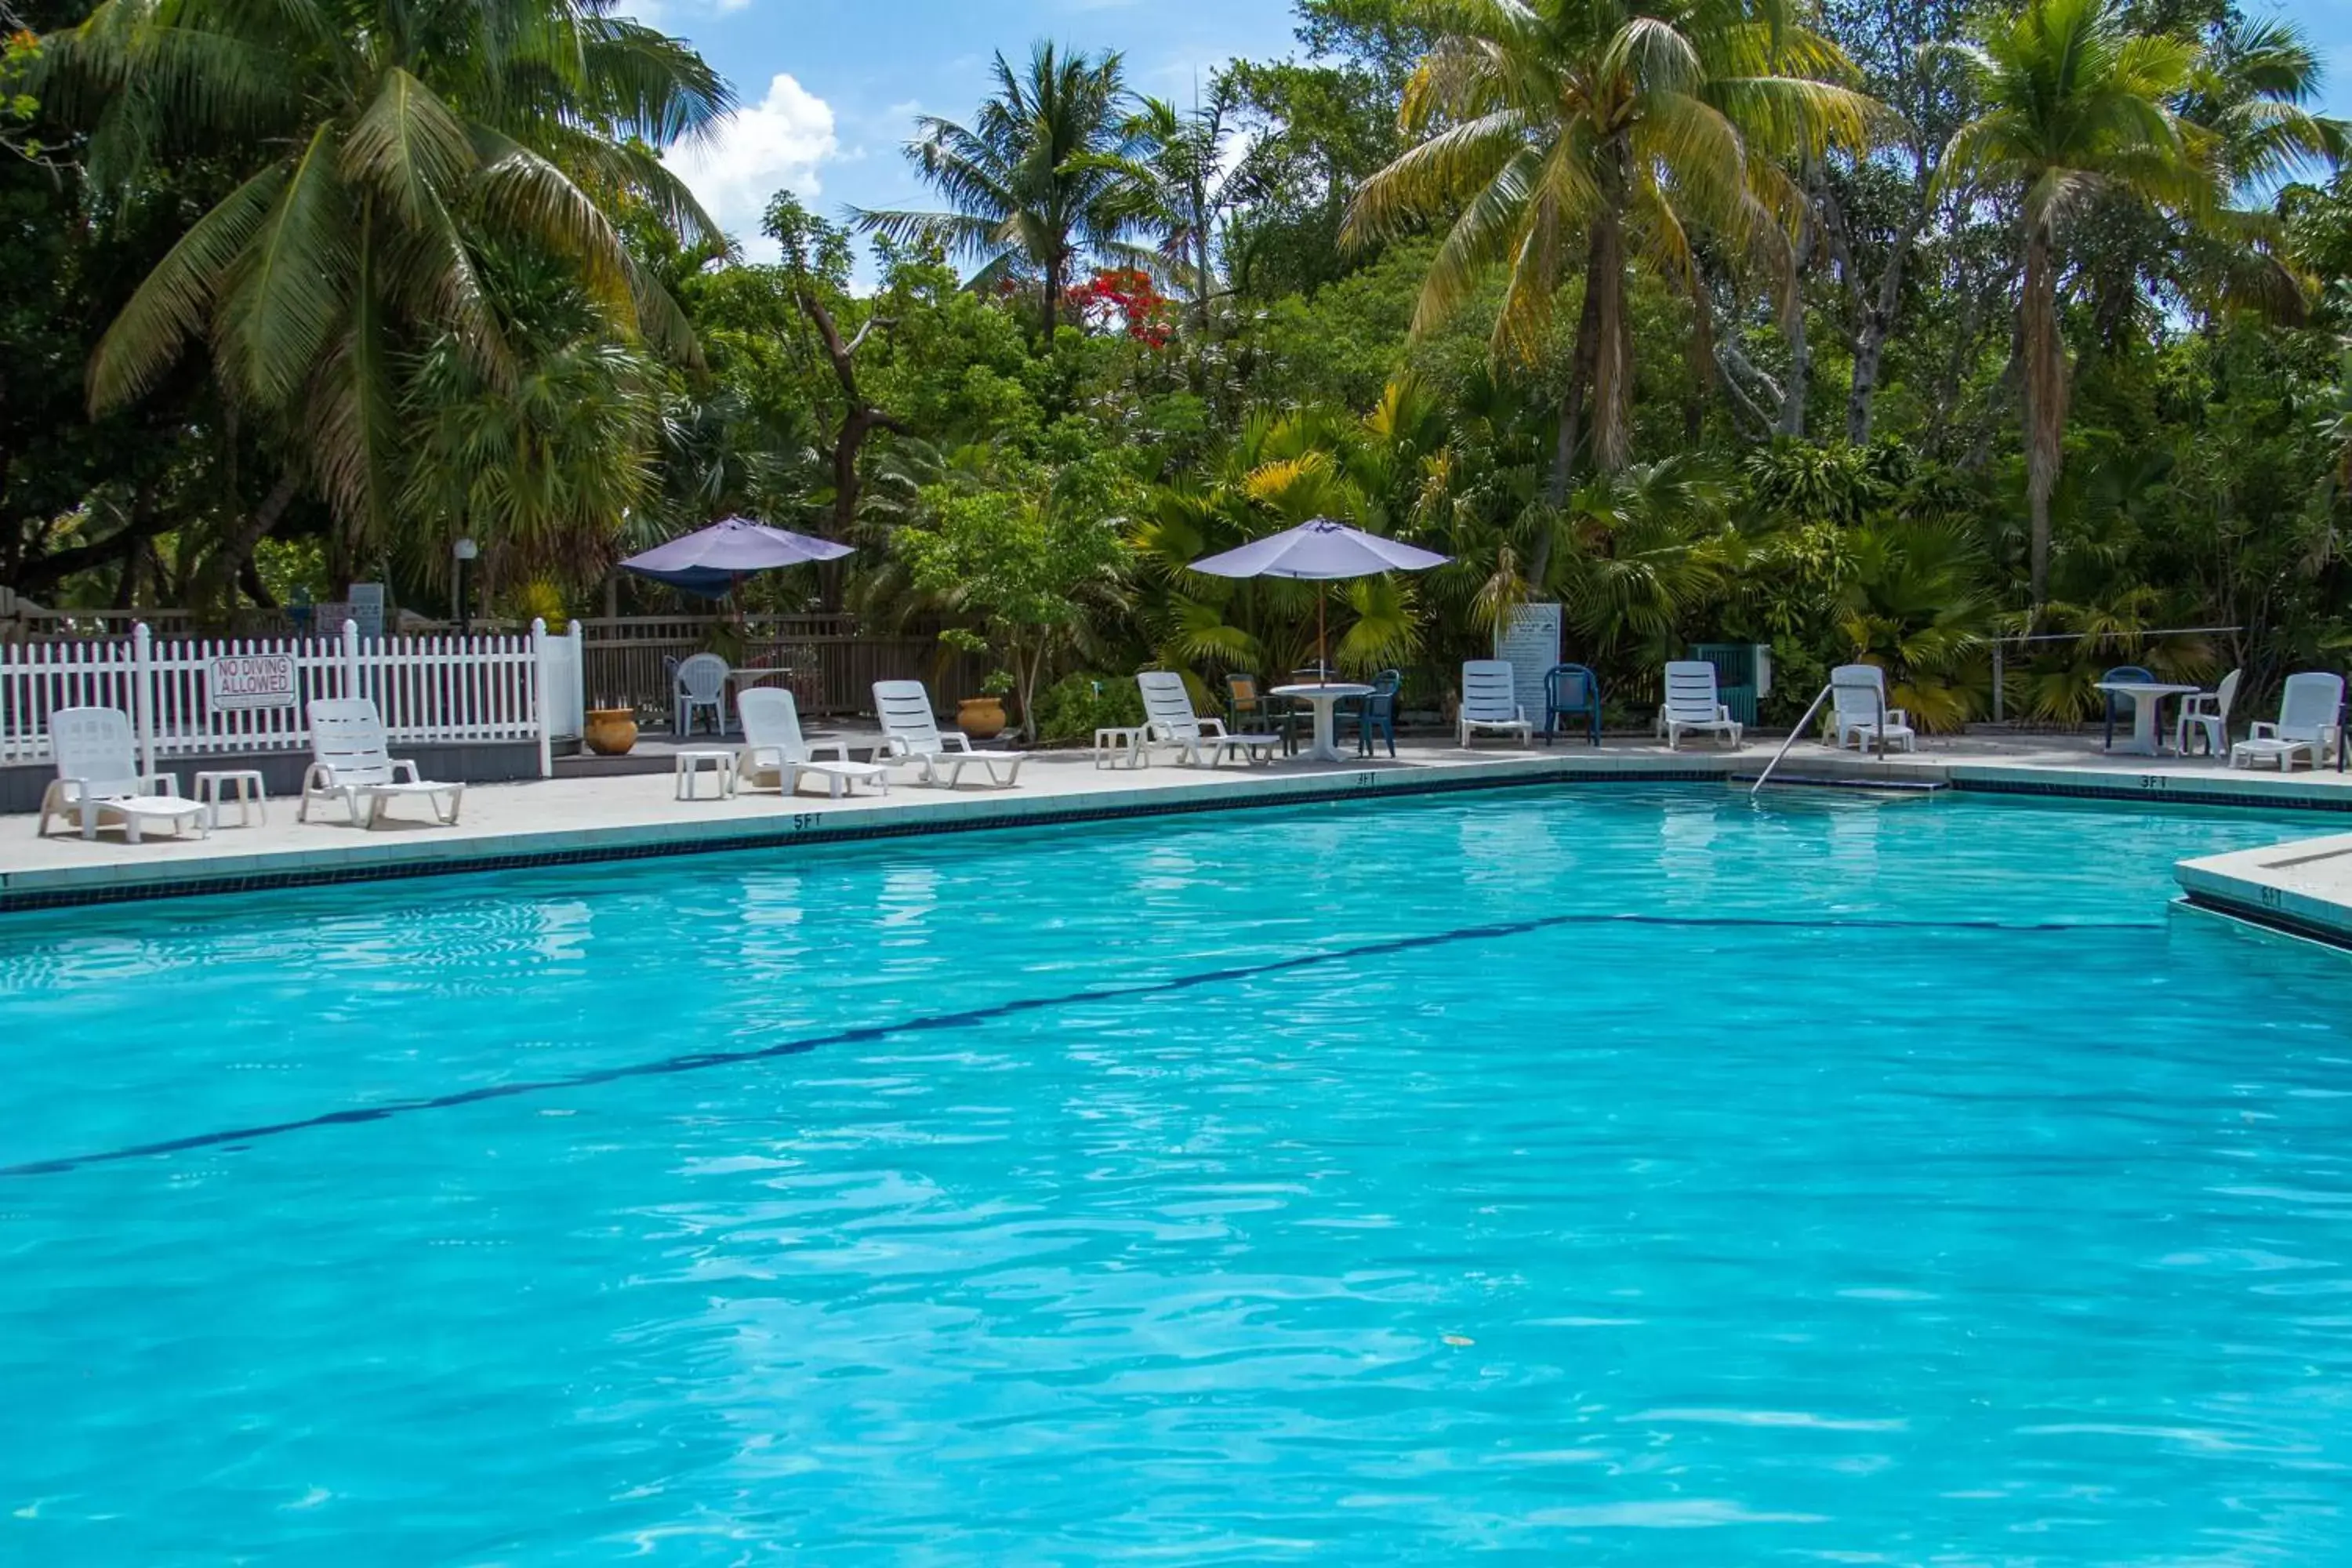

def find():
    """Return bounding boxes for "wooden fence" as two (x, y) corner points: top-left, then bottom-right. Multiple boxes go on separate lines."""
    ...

(575, 615), (985, 717)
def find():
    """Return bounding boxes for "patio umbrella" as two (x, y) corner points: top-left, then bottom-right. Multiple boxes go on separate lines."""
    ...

(1189, 517), (1450, 676)
(619, 516), (853, 599)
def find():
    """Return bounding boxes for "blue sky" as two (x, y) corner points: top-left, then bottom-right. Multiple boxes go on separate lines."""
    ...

(649, 1), (2352, 265)
(652, 0), (1305, 261)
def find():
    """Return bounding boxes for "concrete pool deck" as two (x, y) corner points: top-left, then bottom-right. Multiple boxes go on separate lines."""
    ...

(5, 728), (2352, 916)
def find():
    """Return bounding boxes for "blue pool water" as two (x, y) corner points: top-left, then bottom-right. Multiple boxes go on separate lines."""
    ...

(3, 782), (2351, 1563)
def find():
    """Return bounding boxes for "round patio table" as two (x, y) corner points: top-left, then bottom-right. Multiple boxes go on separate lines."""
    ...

(2093, 680), (2201, 758)
(1271, 681), (1375, 764)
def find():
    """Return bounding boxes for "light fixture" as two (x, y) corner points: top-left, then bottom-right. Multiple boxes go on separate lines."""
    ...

(453, 536), (478, 634)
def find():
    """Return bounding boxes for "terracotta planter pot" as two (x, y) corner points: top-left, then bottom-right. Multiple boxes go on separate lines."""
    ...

(957, 696), (1007, 741)
(584, 706), (640, 757)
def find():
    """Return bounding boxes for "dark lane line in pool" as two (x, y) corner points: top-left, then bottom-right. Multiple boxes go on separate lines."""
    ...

(2, 909), (2158, 1178)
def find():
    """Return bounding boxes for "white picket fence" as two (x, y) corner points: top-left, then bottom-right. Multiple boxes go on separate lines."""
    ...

(0, 619), (586, 775)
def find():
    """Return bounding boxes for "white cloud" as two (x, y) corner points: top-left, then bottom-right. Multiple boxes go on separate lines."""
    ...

(667, 73), (840, 262)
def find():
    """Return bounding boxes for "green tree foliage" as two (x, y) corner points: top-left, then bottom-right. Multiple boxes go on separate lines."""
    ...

(2, 0), (2348, 739)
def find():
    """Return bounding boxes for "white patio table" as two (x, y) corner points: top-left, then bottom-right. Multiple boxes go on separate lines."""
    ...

(2093, 681), (2201, 758)
(1271, 681), (1375, 764)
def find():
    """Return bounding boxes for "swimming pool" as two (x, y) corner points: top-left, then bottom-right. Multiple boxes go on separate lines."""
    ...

(4, 782), (2350, 1562)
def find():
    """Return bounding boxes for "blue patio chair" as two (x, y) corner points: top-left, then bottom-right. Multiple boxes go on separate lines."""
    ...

(1543, 663), (1602, 746)
(2101, 665), (2154, 750)
(1355, 669), (1402, 757)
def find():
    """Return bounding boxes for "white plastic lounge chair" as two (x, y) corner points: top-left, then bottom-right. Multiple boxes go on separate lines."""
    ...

(2175, 668), (2241, 758)
(872, 680), (1027, 788)
(1458, 659), (1534, 749)
(2231, 672), (2343, 772)
(1829, 664), (1915, 753)
(737, 687), (889, 799)
(35, 706), (209, 844)
(1137, 670), (1281, 766)
(1658, 660), (1744, 750)
(672, 652), (728, 737)
(299, 698), (465, 826)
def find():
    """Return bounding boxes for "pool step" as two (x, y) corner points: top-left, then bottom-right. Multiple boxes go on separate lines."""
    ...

(1737, 773), (1950, 795)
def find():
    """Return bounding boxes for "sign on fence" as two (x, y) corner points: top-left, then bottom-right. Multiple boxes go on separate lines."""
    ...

(1493, 602), (1563, 725)
(205, 652), (299, 711)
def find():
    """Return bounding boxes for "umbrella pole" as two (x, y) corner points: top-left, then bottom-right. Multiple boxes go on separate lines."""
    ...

(1317, 586), (1327, 680)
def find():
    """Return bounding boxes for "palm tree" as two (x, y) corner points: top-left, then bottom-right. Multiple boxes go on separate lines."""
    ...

(1123, 78), (1246, 336)
(1343, 0), (1877, 504)
(1936, 0), (2215, 615)
(2173, 14), (2348, 321)
(39, 0), (727, 568)
(854, 42), (1142, 336)
(401, 246), (659, 598)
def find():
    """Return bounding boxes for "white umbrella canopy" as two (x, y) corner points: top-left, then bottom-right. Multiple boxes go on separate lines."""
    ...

(1189, 518), (1450, 675)
(1188, 517), (1450, 581)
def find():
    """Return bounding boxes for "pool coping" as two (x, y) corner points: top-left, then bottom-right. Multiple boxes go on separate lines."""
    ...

(9, 746), (2352, 916)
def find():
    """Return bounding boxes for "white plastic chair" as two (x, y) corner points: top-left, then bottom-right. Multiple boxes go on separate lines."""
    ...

(35, 706), (209, 843)
(299, 698), (464, 826)
(1458, 659), (1534, 748)
(2231, 672), (2343, 772)
(672, 652), (728, 737)
(1137, 670), (1281, 766)
(1658, 660), (1744, 750)
(1829, 664), (1915, 753)
(737, 687), (888, 799)
(872, 680), (1027, 788)
(2175, 668), (2241, 758)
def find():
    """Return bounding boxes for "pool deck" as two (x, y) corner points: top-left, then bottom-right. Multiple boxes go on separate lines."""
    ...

(8, 728), (2352, 916)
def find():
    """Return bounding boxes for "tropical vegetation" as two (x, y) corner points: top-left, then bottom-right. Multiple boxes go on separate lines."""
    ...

(4, 0), (2350, 739)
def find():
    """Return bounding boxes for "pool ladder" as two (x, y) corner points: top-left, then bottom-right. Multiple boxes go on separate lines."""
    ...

(1748, 674), (1896, 797)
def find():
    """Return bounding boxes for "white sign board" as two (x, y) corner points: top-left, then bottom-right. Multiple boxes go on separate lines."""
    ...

(1492, 602), (1563, 724)
(206, 653), (299, 711)
(349, 583), (386, 640)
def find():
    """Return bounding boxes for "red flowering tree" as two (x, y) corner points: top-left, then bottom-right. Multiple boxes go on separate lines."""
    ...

(1066, 267), (1174, 349)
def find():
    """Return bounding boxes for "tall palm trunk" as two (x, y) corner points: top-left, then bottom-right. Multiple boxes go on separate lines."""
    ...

(1588, 145), (1634, 477)
(2020, 216), (2065, 616)
(1588, 212), (1632, 475)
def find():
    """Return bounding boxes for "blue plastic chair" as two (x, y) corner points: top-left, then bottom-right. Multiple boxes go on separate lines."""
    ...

(2101, 664), (2154, 750)
(1543, 663), (1602, 746)
(1355, 669), (1401, 757)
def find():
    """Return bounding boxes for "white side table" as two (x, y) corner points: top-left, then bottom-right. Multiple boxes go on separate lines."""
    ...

(674, 749), (736, 800)
(192, 768), (268, 829)
(1094, 726), (1149, 769)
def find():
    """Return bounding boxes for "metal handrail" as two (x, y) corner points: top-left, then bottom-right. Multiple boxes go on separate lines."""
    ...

(1749, 675), (1889, 797)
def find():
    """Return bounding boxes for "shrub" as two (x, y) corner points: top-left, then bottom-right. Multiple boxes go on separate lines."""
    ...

(1030, 672), (1144, 742)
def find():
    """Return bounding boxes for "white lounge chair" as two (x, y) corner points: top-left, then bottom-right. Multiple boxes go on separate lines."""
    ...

(1138, 670), (1282, 766)
(872, 680), (1027, 788)
(35, 706), (209, 844)
(1658, 660), (1744, 750)
(671, 652), (728, 737)
(2231, 672), (2343, 772)
(1459, 659), (1534, 748)
(737, 687), (889, 799)
(2175, 668), (2241, 758)
(1828, 664), (1915, 753)
(299, 698), (465, 826)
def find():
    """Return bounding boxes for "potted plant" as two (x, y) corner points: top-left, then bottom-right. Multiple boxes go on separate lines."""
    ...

(957, 670), (1013, 741)
(584, 695), (638, 756)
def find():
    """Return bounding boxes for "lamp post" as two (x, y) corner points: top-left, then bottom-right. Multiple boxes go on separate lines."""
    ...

(452, 536), (478, 635)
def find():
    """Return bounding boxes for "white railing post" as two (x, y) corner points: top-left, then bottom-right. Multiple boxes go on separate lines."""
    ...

(532, 617), (552, 778)
(341, 618), (361, 702)
(132, 621), (156, 779)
